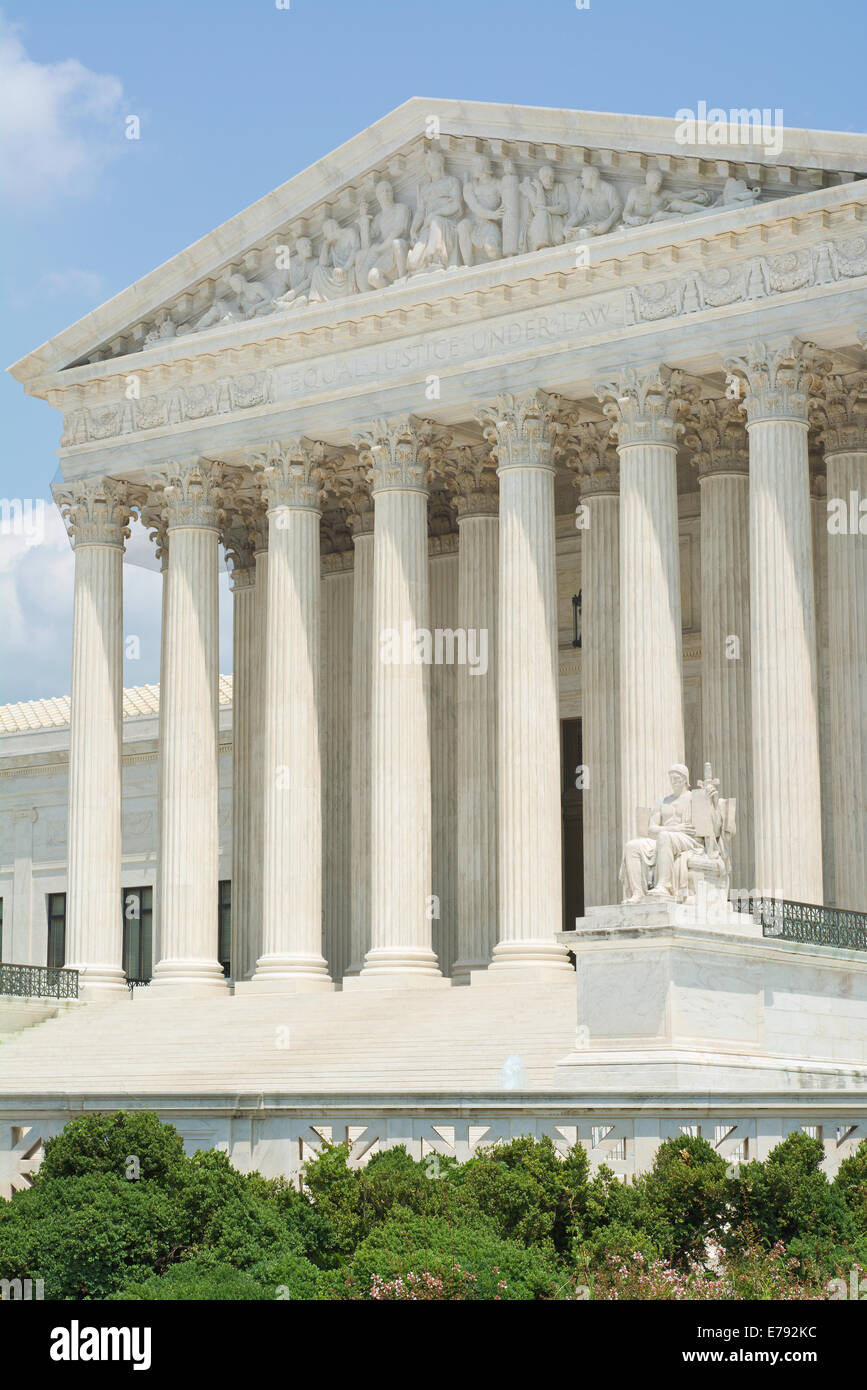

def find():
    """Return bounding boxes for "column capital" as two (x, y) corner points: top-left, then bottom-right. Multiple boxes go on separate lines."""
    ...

(595, 365), (687, 448)
(251, 438), (335, 513)
(353, 416), (450, 494)
(683, 397), (749, 478)
(441, 443), (499, 517)
(723, 338), (830, 426)
(159, 458), (226, 530)
(561, 417), (620, 496)
(810, 371), (867, 455)
(333, 459), (375, 535)
(223, 505), (258, 584)
(475, 389), (561, 470)
(139, 492), (169, 569)
(53, 476), (133, 548)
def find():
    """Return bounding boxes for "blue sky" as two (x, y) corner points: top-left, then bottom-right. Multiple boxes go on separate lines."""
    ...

(1, 0), (864, 704)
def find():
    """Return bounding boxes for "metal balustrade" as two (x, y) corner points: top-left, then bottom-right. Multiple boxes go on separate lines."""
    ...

(0, 963), (79, 1000)
(731, 896), (867, 951)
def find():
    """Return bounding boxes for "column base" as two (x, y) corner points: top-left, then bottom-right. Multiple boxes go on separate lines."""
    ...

(67, 963), (129, 1000)
(243, 953), (333, 992)
(472, 938), (574, 984)
(146, 959), (229, 996)
(344, 947), (449, 990)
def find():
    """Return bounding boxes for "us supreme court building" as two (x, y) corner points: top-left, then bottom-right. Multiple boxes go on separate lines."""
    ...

(1, 101), (866, 1189)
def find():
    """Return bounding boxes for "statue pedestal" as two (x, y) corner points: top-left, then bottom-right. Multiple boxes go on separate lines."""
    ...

(554, 903), (867, 1093)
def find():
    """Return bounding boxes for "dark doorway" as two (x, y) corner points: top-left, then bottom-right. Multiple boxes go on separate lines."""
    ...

(561, 718), (584, 932)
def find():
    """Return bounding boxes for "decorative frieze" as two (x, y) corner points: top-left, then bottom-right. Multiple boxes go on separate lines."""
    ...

(60, 370), (273, 445)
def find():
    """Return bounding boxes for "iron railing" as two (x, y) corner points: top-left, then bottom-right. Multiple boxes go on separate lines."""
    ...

(0, 963), (79, 999)
(126, 978), (151, 991)
(731, 896), (867, 951)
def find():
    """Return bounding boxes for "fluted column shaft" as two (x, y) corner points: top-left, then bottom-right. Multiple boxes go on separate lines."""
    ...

(728, 341), (823, 903)
(478, 393), (570, 974)
(597, 369), (687, 853)
(152, 462), (227, 993)
(810, 480), (835, 904)
(366, 486), (438, 974)
(230, 564), (257, 981)
(825, 447), (867, 909)
(54, 479), (129, 995)
(581, 489), (621, 905)
(452, 510), (499, 981)
(699, 468), (753, 892)
(619, 443), (685, 838)
(253, 444), (331, 989)
(348, 523), (374, 975)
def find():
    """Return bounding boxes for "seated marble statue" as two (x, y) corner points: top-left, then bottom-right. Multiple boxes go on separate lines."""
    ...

(621, 762), (734, 904)
(356, 180), (411, 290)
(621, 763), (702, 903)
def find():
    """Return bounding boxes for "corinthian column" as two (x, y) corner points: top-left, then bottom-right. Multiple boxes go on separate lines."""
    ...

(443, 446), (499, 982)
(725, 340), (824, 904)
(150, 460), (227, 993)
(348, 416), (447, 985)
(339, 467), (375, 976)
(814, 369), (867, 910)
(53, 477), (131, 996)
(567, 420), (621, 906)
(476, 391), (571, 976)
(684, 398), (753, 893)
(225, 507), (259, 982)
(596, 367), (686, 853)
(248, 441), (332, 990)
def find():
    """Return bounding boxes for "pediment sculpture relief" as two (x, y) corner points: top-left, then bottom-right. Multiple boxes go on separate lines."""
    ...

(620, 762), (736, 906)
(107, 152), (765, 360)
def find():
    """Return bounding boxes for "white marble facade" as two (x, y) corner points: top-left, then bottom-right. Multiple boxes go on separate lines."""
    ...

(2, 99), (867, 1000)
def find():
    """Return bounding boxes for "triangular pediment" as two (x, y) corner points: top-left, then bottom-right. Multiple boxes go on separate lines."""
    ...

(9, 98), (867, 386)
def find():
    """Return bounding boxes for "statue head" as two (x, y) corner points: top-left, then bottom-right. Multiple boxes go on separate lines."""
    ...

(425, 149), (445, 176)
(539, 164), (556, 189)
(581, 166), (600, 191)
(471, 154), (492, 179)
(228, 273), (246, 293)
(668, 763), (690, 793)
(295, 236), (313, 259)
(322, 218), (340, 242)
(375, 179), (394, 207)
(646, 169), (663, 193)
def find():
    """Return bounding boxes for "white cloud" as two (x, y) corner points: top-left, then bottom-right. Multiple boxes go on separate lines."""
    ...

(0, 13), (125, 209)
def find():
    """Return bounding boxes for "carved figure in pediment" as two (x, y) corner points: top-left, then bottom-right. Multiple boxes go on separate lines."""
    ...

(564, 165), (622, 239)
(191, 272), (271, 332)
(308, 218), (361, 303)
(357, 180), (411, 290)
(144, 310), (177, 347)
(713, 176), (761, 209)
(273, 237), (316, 311)
(458, 154), (504, 266)
(500, 158), (521, 256)
(622, 169), (669, 226)
(519, 164), (570, 250)
(407, 149), (463, 274)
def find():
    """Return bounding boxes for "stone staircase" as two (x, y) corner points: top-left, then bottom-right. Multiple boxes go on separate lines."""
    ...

(0, 979), (578, 1096)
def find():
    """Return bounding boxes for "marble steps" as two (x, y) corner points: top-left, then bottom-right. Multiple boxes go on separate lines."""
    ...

(0, 981), (577, 1095)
